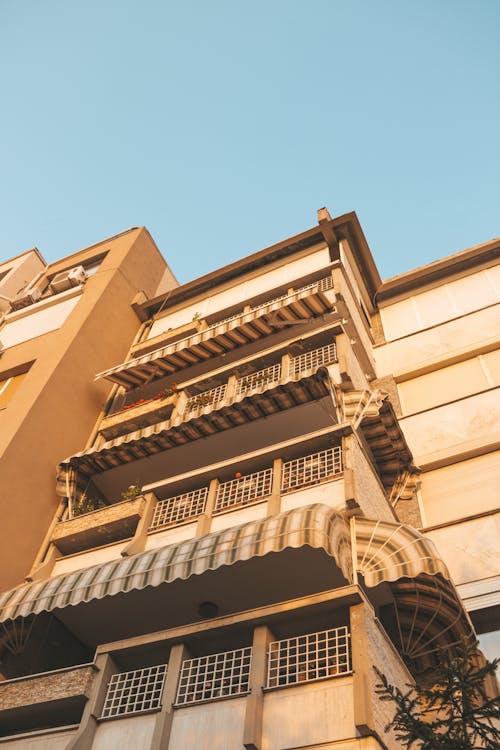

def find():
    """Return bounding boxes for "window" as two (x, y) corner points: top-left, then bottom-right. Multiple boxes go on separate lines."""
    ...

(0, 372), (27, 408)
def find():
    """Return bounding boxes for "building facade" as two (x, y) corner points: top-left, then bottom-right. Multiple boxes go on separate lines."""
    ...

(0, 210), (497, 749)
(0, 230), (175, 590)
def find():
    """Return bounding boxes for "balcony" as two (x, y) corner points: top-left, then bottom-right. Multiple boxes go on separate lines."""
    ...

(176, 647), (252, 705)
(0, 662), (96, 737)
(149, 446), (343, 534)
(100, 663), (168, 719)
(96, 276), (336, 389)
(99, 389), (177, 441)
(52, 495), (147, 554)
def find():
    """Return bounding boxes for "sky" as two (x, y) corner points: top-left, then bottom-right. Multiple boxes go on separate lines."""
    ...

(0, 0), (498, 283)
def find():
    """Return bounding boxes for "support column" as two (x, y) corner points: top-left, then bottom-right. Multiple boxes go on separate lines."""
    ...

(170, 390), (188, 425)
(225, 374), (238, 403)
(243, 625), (274, 750)
(266, 458), (282, 517)
(65, 653), (118, 750)
(121, 492), (158, 556)
(280, 353), (291, 381)
(350, 602), (375, 738)
(150, 643), (190, 750)
(196, 478), (219, 536)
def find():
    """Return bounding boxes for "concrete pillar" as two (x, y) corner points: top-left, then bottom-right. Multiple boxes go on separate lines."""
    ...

(196, 478), (219, 536)
(349, 602), (375, 738)
(280, 353), (291, 381)
(65, 653), (118, 750)
(121, 492), (158, 556)
(266, 458), (282, 517)
(150, 643), (190, 750)
(170, 390), (188, 424)
(225, 374), (238, 403)
(243, 625), (274, 750)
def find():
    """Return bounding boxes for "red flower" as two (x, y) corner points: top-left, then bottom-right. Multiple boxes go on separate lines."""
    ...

(235, 471), (242, 479)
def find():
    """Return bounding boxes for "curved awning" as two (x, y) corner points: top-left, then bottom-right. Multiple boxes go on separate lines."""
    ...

(0, 504), (473, 666)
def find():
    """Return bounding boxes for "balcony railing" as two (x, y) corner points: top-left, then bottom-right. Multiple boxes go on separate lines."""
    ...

(150, 487), (209, 530)
(214, 468), (273, 513)
(101, 663), (168, 719)
(235, 363), (282, 396)
(185, 383), (227, 416)
(147, 446), (342, 533)
(282, 446), (343, 493)
(266, 626), (351, 688)
(176, 647), (252, 705)
(290, 342), (337, 377)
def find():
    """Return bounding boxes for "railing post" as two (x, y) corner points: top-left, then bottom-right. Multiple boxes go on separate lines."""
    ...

(196, 478), (219, 536)
(170, 390), (188, 425)
(150, 643), (190, 750)
(65, 653), (118, 750)
(280, 353), (291, 381)
(267, 458), (282, 517)
(243, 625), (275, 750)
(121, 492), (158, 556)
(225, 374), (238, 402)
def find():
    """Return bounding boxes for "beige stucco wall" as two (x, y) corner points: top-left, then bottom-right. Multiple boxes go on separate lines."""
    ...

(168, 695), (246, 749)
(0, 228), (172, 589)
(0, 294), (81, 349)
(281, 478), (345, 513)
(261, 677), (355, 750)
(0, 729), (77, 749)
(91, 713), (157, 750)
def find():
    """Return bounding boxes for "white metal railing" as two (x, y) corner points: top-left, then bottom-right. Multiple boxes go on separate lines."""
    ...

(235, 363), (282, 397)
(290, 342), (337, 377)
(176, 647), (252, 705)
(150, 487), (209, 530)
(101, 664), (168, 718)
(266, 626), (350, 688)
(185, 383), (227, 415)
(282, 446), (342, 493)
(214, 468), (273, 513)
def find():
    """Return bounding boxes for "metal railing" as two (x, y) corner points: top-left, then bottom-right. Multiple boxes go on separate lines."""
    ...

(150, 487), (209, 530)
(101, 664), (168, 718)
(235, 363), (282, 397)
(185, 383), (227, 416)
(290, 342), (337, 377)
(266, 626), (350, 688)
(214, 468), (273, 513)
(176, 647), (252, 705)
(281, 446), (343, 493)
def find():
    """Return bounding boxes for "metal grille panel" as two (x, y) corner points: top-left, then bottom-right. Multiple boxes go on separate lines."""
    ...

(101, 664), (167, 718)
(176, 647), (252, 704)
(267, 626), (350, 688)
(150, 487), (209, 529)
(282, 446), (342, 493)
(290, 342), (337, 376)
(215, 468), (273, 513)
(185, 384), (227, 415)
(235, 363), (281, 396)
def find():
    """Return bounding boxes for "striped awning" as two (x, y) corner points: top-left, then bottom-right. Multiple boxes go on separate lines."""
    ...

(96, 282), (336, 389)
(56, 371), (330, 497)
(0, 504), (472, 665)
(343, 389), (419, 498)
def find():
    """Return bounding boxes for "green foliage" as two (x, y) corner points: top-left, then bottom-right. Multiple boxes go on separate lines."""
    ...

(375, 640), (500, 749)
(73, 493), (107, 516)
(121, 484), (143, 501)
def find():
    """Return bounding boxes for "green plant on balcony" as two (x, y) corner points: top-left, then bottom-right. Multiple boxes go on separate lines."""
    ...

(73, 493), (107, 517)
(192, 392), (212, 408)
(121, 484), (143, 501)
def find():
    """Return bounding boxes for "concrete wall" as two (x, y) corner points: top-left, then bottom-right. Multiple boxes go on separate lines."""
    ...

(91, 714), (157, 750)
(168, 696), (246, 749)
(261, 677), (355, 750)
(0, 228), (172, 588)
(0, 730), (76, 749)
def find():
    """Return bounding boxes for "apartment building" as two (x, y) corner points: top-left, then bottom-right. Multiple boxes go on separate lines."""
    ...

(0, 210), (497, 749)
(0, 230), (175, 590)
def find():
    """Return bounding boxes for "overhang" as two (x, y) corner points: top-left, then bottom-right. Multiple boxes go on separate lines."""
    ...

(0, 504), (473, 667)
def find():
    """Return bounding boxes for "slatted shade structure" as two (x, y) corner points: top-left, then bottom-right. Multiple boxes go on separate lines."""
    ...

(96, 279), (336, 389)
(0, 505), (473, 670)
(56, 369), (332, 497)
(343, 389), (420, 500)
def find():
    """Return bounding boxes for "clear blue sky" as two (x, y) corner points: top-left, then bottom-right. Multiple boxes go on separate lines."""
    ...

(1, 1), (498, 283)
